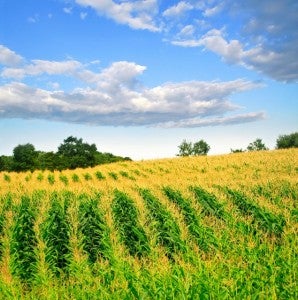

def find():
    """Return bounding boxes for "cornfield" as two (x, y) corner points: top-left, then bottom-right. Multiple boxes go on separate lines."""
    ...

(0, 149), (297, 299)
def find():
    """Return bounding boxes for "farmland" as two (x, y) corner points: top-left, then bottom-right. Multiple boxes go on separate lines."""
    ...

(0, 149), (297, 299)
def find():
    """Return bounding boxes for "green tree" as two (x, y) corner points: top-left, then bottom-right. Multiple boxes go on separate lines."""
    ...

(57, 136), (98, 169)
(0, 155), (14, 171)
(37, 151), (59, 171)
(230, 148), (245, 153)
(276, 132), (298, 149)
(247, 138), (268, 151)
(13, 144), (38, 172)
(177, 140), (193, 156)
(192, 140), (210, 156)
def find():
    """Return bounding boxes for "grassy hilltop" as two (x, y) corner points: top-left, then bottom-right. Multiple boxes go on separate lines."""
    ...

(0, 149), (297, 299)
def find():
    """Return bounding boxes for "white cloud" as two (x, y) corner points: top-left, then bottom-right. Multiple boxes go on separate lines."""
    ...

(160, 112), (266, 128)
(0, 45), (265, 127)
(178, 25), (195, 37)
(0, 45), (23, 66)
(169, 0), (298, 82)
(63, 7), (73, 14)
(203, 3), (224, 17)
(80, 12), (88, 19)
(0, 62), (264, 127)
(172, 26), (298, 82)
(163, 1), (193, 18)
(75, 0), (159, 31)
(1, 60), (83, 79)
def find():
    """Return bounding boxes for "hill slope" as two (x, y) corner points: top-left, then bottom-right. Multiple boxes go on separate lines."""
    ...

(0, 149), (297, 299)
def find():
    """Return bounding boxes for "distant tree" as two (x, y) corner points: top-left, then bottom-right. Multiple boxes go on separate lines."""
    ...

(192, 140), (210, 156)
(13, 143), (38, 171)
(247, 138), (268, 151)
(57, 136), (98, 169)
(177, 140), (193, 156)
(37, 151), (59, 171)
(177, 139), (210, 156)
(0, 155), (14, 171)
(276, 132), (298, 149)
(230, 148), (245, 153)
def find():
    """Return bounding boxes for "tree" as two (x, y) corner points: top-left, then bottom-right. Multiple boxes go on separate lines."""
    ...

(247, 138), (268, 151)
(37, 151), (60, 171)
(192, 140), (210, 156)
(0, 155), (14, 171)
(177, 140), (193, 156)
(177, 139), (210, 156)
(276, 132), (298, 149)
(57, 136), (98, 169)
(13, 143), (38, 171)
(230, 148), (245, 153)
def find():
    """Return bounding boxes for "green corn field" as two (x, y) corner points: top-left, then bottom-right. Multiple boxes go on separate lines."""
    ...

(0, 149), (297, 299)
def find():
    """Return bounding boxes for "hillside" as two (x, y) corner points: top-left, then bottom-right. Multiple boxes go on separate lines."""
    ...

(0, 149), (297, 299)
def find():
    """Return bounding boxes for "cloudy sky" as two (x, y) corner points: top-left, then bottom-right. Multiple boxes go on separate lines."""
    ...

(0, 0), (297, 159)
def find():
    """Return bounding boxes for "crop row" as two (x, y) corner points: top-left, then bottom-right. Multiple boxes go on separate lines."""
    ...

(112, 190), (150, 257)
(1, 169), (142, 185)
(224, 188), (286, 236)
(139, 189), (185, 260)
(0, 186), (287, 283)
(163, 187), (217, 252)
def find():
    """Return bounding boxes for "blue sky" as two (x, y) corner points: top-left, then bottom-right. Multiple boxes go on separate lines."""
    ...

(0, 0), (297, 159)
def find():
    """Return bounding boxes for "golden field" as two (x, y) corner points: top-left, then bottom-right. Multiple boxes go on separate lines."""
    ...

(0, 149), (297, 299)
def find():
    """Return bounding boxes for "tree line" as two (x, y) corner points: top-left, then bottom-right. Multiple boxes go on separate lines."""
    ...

(177, 132), (298, 157)
(0, 136), (131, 172)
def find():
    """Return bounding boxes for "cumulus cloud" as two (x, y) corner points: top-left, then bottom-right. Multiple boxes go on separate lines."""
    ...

(173, 27), (298, 82)
(70, 1), (297, 82)
(0, 45), (23, 66)
(74, 0), (159, 31)
(0, 56), (264, 127)
(0, 79), (263, 126)
(169, 0), (298, 82)
(0, 45), (265, 127)
(163, 1), (193, 18)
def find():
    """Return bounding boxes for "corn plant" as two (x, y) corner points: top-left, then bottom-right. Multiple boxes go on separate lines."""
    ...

(119, 171), (135, 181)
(108, 172), (118, 180)
(95, 171), (105, 180)
(41, 193), (71, 276)
(163, 187), (217, 252)
(37, 173), (44, 182)
(3, 174), (10, 182)
(112, 190), (150, 258)
(0, 211), (4, 259)
(224, 188), (286, 236)
(10, 196), (38, 282)
(59, 174), (69, 186)
(191, 187), (227, 221)
(83, 173), (92, 181)
(78, 196), (111, 263)
(139, 189), (185, 259)
(47, 173), (55, 185)
(25, 174), (32, 182)
(72, 173), (80, 182)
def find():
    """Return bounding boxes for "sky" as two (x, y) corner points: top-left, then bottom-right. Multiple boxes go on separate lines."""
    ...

(0, 0), (297, 160)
